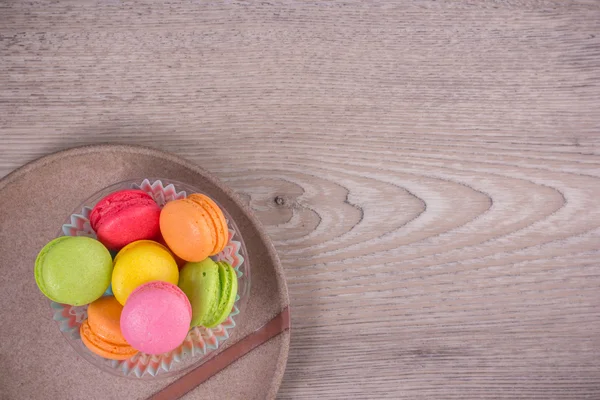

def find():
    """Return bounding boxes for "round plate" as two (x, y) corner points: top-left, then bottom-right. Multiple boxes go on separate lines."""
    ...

(0, 145), (290, 400)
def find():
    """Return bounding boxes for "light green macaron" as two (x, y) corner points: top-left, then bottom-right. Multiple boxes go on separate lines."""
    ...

(35, 236), (113, 306)
(178, 258), (238, 328)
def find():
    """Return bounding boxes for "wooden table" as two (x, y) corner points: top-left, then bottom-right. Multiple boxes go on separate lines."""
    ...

(2, 1), (600, 398)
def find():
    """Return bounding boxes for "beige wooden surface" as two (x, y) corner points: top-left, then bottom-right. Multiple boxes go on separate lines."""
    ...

(2, 1), (600, 398)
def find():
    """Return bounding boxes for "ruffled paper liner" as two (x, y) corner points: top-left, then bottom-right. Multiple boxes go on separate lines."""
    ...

(52, 179), (246, 378)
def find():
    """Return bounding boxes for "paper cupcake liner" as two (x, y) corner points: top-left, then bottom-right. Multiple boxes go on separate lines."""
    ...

(52, 179), (248, 378)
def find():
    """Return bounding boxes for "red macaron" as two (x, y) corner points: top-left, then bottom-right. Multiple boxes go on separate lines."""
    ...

(90, 190), (161, 250)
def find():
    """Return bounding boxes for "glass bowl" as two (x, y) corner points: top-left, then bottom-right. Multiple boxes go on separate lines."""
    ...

(50, 178), (251, 379)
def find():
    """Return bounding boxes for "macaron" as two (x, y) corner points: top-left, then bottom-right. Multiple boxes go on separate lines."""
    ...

(111, 240), (179, 305)
(160, 193), (229, 262)
(178, 259), (238, 328)
(80, 296), (138, 360)
(90, 189), (161, 250)
(120, 281), (192, 355)
(35, 236), (113, 306)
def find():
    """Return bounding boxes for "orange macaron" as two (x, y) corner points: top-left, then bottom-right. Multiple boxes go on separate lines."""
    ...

(160, 194), (228, 262)
(80, 296), (138, 360)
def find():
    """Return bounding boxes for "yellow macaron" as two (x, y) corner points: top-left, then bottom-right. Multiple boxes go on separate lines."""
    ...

(111, 240), (179, 305)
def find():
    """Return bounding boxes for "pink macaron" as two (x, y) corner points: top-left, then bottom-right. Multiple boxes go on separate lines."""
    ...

(120, 281), (192, 355)
(90, 189), (161, 250)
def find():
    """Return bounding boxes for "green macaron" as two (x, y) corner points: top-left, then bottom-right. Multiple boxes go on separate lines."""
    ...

(208, 261), (238, 328)
(35, 236), (113, 306)
(178, 258), (238, 328)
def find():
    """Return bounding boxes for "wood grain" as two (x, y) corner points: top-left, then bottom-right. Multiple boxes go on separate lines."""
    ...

(2, 0), (600, 398)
